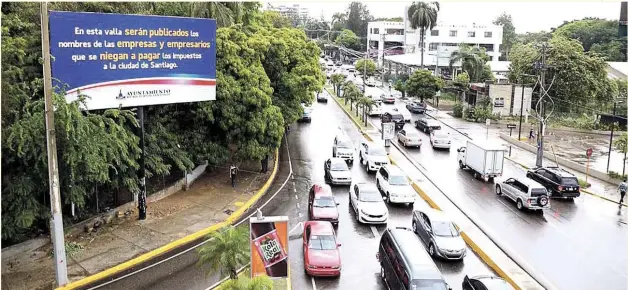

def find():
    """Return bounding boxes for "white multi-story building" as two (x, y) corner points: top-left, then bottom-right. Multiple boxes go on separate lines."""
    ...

(266, 3), (309, 20)
(367, 17), (503, 66)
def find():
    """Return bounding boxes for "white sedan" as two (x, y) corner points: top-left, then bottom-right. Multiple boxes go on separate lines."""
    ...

(349, 182), (388, 224)
(430, 130), (452, 150)
(397, 129), (422, 148)
(368, 104), (382, 116)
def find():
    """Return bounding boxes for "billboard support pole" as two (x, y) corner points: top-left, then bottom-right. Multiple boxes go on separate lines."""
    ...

(138, 106), (147, 220)
(40, 2), (69, 286)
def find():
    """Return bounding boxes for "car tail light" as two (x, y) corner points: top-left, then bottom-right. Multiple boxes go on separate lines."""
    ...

(558, 185), (564, 191)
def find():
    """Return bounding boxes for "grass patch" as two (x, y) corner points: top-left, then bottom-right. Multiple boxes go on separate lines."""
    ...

(577, 178), (591, 189)
(215, 268), (288, 290)
(49, 241), (84, 258)
(325, 85), (373, 131)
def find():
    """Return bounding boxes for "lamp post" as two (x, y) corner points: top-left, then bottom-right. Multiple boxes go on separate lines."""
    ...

(517, 74), (535, 141)
(607, 100), (623, 172)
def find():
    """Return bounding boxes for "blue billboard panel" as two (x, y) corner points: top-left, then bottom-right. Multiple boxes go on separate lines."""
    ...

(49, 11), (216, 110)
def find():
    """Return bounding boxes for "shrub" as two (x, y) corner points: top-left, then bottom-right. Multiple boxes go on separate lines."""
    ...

(453, 103), (464, 118)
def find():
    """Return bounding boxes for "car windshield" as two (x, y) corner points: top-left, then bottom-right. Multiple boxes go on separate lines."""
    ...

(562, 177), (579, 187)
(389, 175), (409, 185)
(406, 132), (420, 138)
(392, 115), (404, 120)
(337, 140), (352, 149)
(432, 221), (460, 237)
(369, 146), (387, 156)
(433, 132), (448, 138)
(330, 161), (349, 171)
(313, 196), (336, 208)
(309, 235), (336, 250)
(428, 121), (440, 127)
(359, 190), (383, 202)
(411, 279), (448, 290)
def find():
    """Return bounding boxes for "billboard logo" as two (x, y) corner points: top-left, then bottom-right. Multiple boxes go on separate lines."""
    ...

(117, 89), (171, 100)
(250, 216), (289, 278)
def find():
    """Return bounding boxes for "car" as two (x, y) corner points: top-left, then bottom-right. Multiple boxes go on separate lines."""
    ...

(316, 92), (327, 103)
(430, 130), (452, 150)
(406, 101), (426, 114)
(359, 141), (390, 173)
(462, 275), (515, 290)
(496, 177), (550, 212)
(415, 118), (442, 133)
(412, 208), (466, 260)
(324, 158), (352, 185)
(525, 167), (581, 199)
(365, 77), (376, 86)
(303, 221), (341, 277)
(397, 129), (422, 148)
(381, 112), (405, 130)
(300, 103), (313, 122)
(375, 165), (415, 205)
(308, 184), (339, 225)
(349, 182), (388, 224)
(381, 94), (396, 104)
(393, 107), (412, 122)
(368, 103), (383, 116)
(332, 133), (355, 164)
(356, 83), (365, 92)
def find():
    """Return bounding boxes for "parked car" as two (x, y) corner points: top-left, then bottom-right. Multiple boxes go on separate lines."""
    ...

(429, 130), (452, 150)
(415, 118), (441, 133)
(397, 129), (422, 148)
(349, 182), (388, 224)
(412, 208), (466, 260)
(332, 132), (354, 164)
(377, 228), (452, 290)
(308, 184), (339, 225)
(496, 177), (550, 212)
(381, 93), (396, 104)
(382, 112), (405, 130)
(359, 141), (390, 173)
(406, 101), (426, 114)
(316, 92), (327, 103)
(324, 158), (352, 185)
(303, 221), (341, 277)
(462, 275), (515, 290)
(375, 165), (415, 205)
(526, 167), (581, 199)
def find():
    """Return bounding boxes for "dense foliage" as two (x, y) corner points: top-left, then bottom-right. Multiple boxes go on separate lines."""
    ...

(1, 2), (323, 244)
(552, 18), (626, 62)
(405, 70), (443, 102)
(355, 59), (376, 76)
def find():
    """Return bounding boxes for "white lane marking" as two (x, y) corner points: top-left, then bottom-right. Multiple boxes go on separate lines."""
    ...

(370, 226), (380, 238)
(289, 222), (304, 235)
(311, 277), (317, 290)
(299, 212), (303, 218)
(296, 203), (300, 209)
(293, 187), (297, 193)
(295, 194), (298, 199)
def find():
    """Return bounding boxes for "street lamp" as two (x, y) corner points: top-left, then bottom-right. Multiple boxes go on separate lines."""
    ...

(607, 99), (624, 172)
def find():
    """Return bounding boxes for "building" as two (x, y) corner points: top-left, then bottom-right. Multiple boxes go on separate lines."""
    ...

(266, 3), (309, 21)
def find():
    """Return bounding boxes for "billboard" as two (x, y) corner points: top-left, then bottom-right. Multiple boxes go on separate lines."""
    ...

(48, 11), (216, 110)
(250, 216), (289, 278)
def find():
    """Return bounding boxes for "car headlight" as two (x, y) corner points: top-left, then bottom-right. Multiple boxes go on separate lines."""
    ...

(331, 266), (340, 269)
(360, 209), (369, 215)
(309, 265), (318, 269)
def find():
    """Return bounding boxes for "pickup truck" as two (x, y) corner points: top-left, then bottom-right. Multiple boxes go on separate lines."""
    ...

(359, 141), (390, 173)
(457, 140), (504, 182)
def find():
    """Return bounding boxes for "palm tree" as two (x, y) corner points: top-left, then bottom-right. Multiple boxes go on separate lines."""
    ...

(191, 2), (237, 27)
(220, 274), (274, 290)
(407, 2), (440, 69)
(330, 74), (346, 95)
(358, 97), (375, 126)
(197, 226), (249, 280)
(449, 45), (485, 82)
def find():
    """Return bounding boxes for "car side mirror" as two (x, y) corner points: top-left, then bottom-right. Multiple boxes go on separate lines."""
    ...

(337, 243), (342, 247)
(457, 148), (460, 152)
(336, 202), (340, 206)
(387, 152), (390, 155)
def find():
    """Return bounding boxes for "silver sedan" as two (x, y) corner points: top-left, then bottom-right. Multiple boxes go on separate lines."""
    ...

(412, 208), (466, 261)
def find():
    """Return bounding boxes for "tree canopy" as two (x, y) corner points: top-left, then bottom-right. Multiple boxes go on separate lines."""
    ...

(355, 59), (377, 76)
(1, 2), (324, 244)
(334, 29), (360, 51)
(492, 12), (516, 61)
(552, 18), (626, 61)
(406, 70), (444, 102)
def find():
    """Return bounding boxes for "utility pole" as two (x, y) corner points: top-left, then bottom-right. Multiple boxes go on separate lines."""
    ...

(381, 33), (386, 87)
(40, 2), (69, 286)
(518, 83), (525, 141)
(535, 43), (549, 168)
(607, 101), (618, 172)
(138, 107), (147, 220)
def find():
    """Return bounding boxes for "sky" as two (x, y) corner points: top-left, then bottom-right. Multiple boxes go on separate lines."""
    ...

(269, 1), (621, 33)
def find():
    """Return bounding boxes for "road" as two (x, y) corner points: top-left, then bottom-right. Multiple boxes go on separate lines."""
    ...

(365, 85), (628, 290)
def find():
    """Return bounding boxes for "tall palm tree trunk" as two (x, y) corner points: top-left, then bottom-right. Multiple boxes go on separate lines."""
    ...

(419, 29), (425, 69)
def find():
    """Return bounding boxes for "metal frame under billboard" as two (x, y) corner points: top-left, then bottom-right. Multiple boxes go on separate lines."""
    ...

(48, 11), (217, 110)
(250, 215), (289, 279)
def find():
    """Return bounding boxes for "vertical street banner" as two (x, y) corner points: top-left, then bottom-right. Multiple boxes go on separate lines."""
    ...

(250, 216), (289, 278)
(48, 11), (216, 110)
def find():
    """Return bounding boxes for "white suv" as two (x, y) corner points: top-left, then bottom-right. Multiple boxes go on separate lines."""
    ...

(375, 165), (416, 205)
(332, 133), (354, 164)
(359, 141), (389, 173)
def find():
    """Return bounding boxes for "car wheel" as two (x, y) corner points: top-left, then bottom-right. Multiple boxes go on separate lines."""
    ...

(526, 173), (532, 178)
(380, 266), (386, 281)
(423, 127), (427, 133)
(385, 192), (391, 203)
(496, 185), (502, 195)
(412, 221), (418, 233)
(473, 172), (479, 179)
(516, 199), (524, 210)
(428, 243), (436, 257)
(366, 162), (371, 172)
(458, 161), (464, 169)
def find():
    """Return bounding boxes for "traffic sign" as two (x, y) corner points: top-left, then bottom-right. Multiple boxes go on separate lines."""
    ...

(485, 119), (491, 126)
(506, 124), (516, 129)
(586, 148), (593, 158)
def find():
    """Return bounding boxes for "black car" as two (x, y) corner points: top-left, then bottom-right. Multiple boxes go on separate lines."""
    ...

(415, 118), (441, 133)
(406, 102), (426, 114)
(462, 275), (514, 290)
(382, 112), (405, 130)
(526, 167), (581, 199)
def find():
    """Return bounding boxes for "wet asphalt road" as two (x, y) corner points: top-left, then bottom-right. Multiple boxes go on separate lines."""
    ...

(366, 86), (628, 290)
(287, 93), (492, 290)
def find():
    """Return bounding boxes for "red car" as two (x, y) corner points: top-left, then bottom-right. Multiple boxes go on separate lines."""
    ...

(303, 221), (342, 277)
(308, 184), (339, 225)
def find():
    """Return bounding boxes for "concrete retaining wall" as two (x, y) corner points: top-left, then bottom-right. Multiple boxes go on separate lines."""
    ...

(185, 161), (208, 190)
(499, 133), (622, 185)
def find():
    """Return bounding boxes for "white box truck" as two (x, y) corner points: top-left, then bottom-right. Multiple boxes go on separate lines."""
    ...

(457, 140), (505, 182)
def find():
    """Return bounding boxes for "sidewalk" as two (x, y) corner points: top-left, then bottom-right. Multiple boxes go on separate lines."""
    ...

(1, 160), (274, 290)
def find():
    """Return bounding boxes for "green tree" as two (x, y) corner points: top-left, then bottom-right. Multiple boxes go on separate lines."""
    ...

(453, 71), (470, 101)
(449, 44), (490, 82)
(355, 59), (376, 77)
(334, 29), (360, 51)
(407, 1), (440, 68)
(330, 73), (347, 95)
(197, 227), (250, 280)
(552, 18), (626, 61)
(220, 275), (274, 290)
(516, 31), (552, 45)
(493, 12), (516, 61)
(358, 96), (375, 126)
(406, 70), (443, 102)
(344, 2), (373, 49)
(394, 79), (408, 99)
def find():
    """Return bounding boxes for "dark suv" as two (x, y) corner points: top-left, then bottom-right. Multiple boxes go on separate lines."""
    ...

(526, 167), (581, 199)
(382, 112), (405, 130)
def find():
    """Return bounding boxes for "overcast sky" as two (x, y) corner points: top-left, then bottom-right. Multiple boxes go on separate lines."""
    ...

(272, 1), (621, 33)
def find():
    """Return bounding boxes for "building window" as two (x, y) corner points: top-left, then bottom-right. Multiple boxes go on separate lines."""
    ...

(468, 31), (475, 37)
(429, 43), (439, 51)
(373, 28), (380, 34)
(431, 30), (439, 36)
(386, 28), (404, 35)
(484, 31), (492, 38)
(449, 30), (457, 37)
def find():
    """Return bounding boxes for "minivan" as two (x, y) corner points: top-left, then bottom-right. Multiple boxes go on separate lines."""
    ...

(377, 227), (451, 290)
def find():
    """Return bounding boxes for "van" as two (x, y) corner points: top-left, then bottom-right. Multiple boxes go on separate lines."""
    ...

(332, 132), (355, 164)
(377, 227), (451, 290)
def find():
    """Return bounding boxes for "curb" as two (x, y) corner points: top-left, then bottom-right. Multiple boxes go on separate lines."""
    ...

(331, 96), (528, 290)
(325, 87), (370, 133)
(57, 149), (281, 290)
